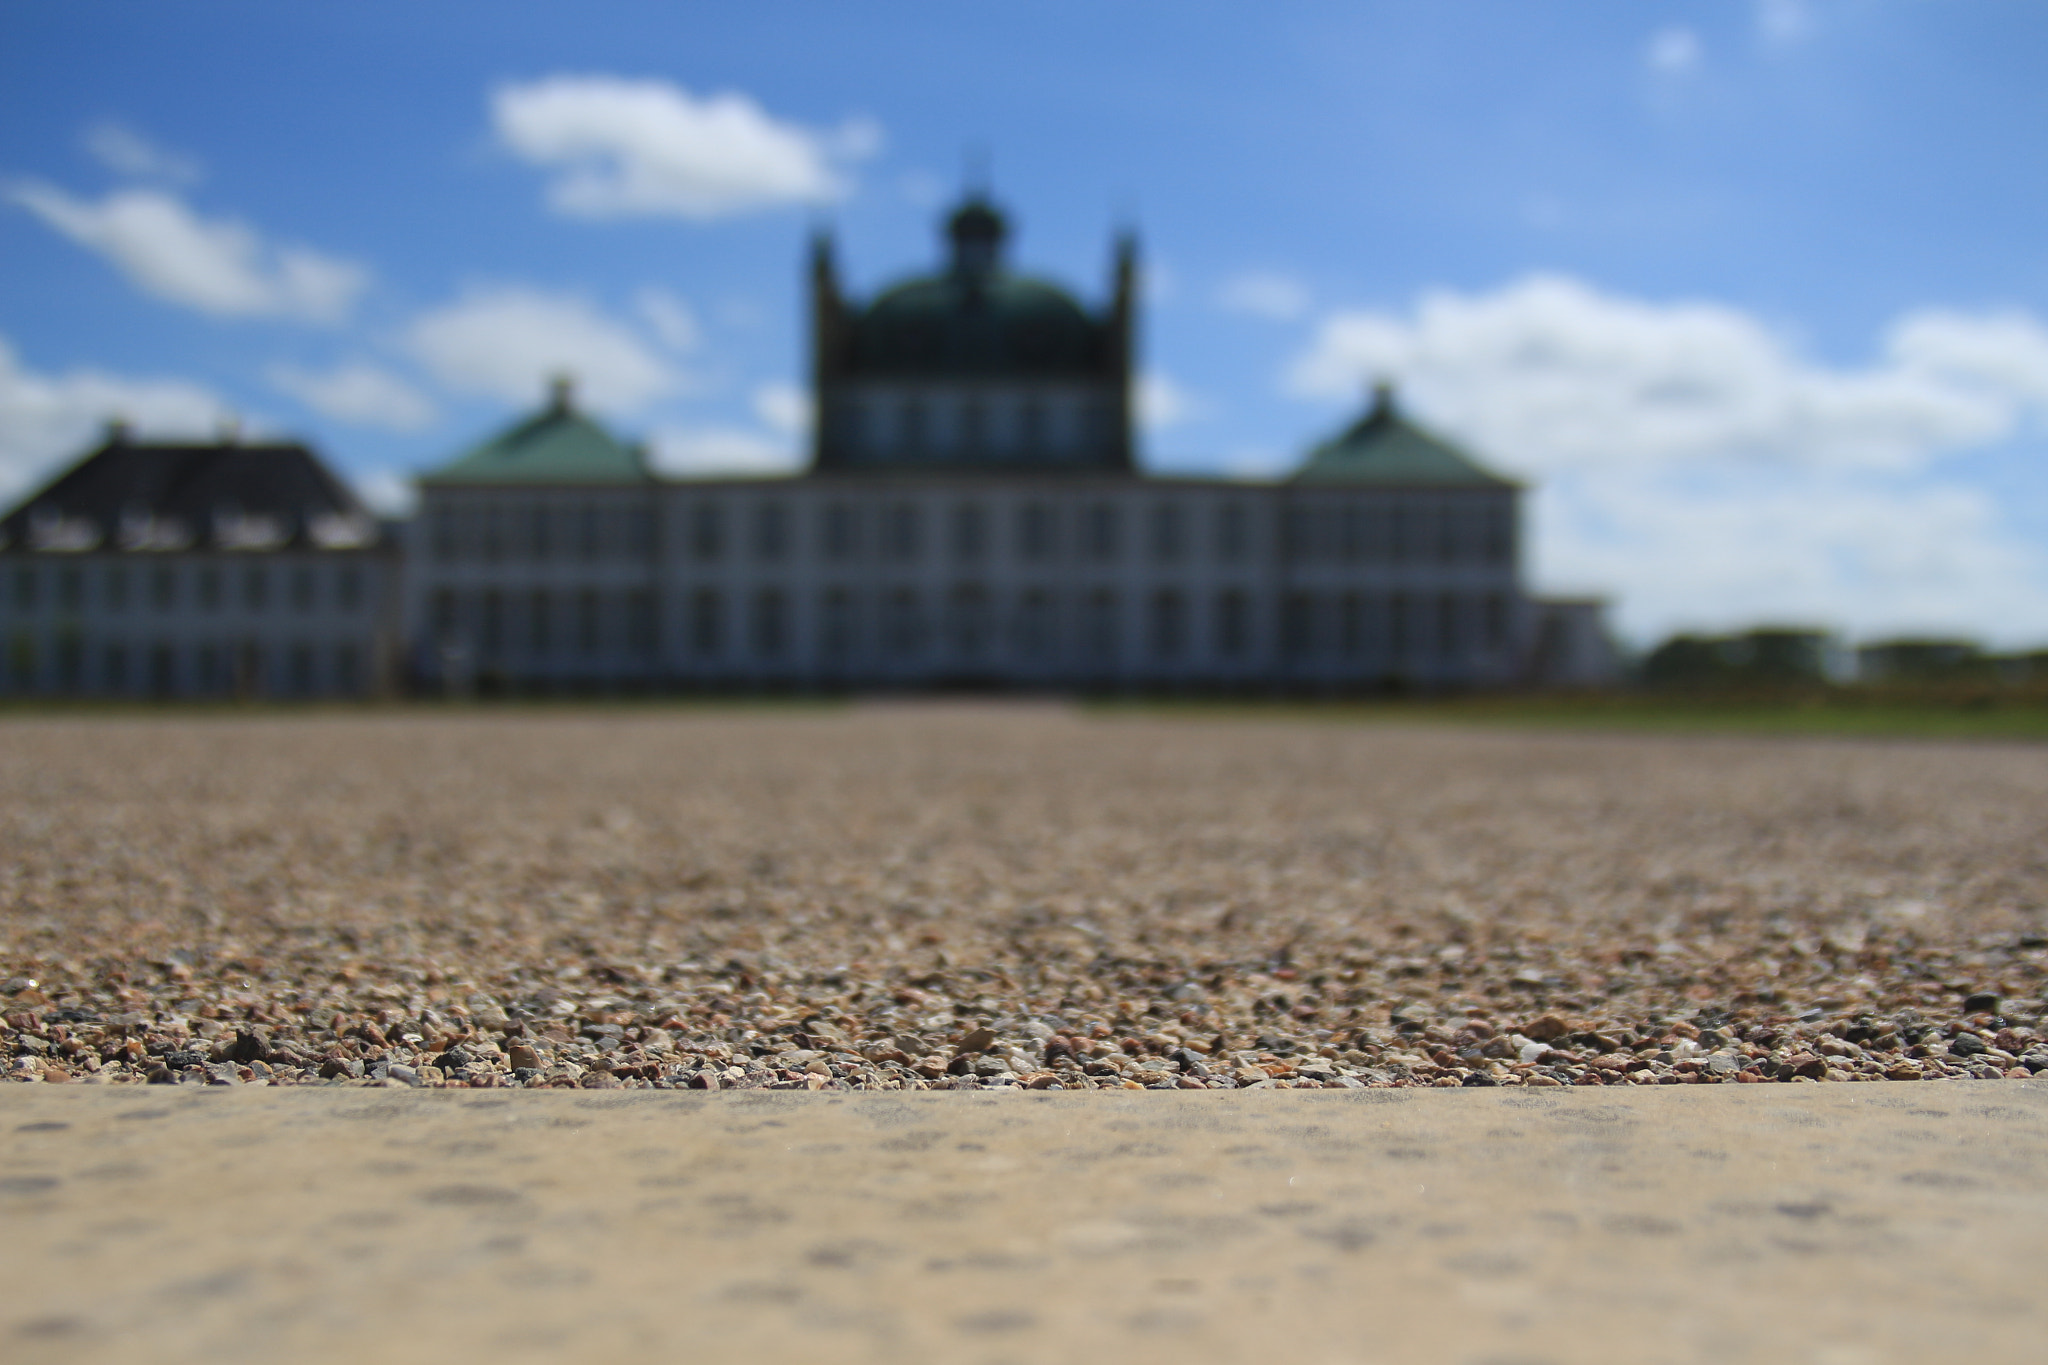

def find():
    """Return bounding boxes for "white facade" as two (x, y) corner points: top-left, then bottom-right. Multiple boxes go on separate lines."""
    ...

(407, 475), (1532, 692)
(1, 550), (394, 698)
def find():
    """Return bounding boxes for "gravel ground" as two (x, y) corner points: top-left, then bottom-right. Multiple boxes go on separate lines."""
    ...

(3, 706), (2045, 1092)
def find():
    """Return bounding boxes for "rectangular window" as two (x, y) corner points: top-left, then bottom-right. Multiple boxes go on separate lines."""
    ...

(947, 583), (990, 657)
(529, 505), (552, 562)
(149, 642), (177, 696)
(337, 566), (363, 612)
(690, 503), (724, 562)
(822, 502), (858, 561)
(1084, 503), (1120, 561)
(55, 632), (82, 690)
(1149, 589), (1184, 660)
(1483, 593), (1507, 651)
(197, 643), (225, 694)
(951, 503), (987, 562)
(11, 566), (35, 612)
(1281, 506), (1314, 563)
(529, 589), (552, 655)
(431, 588), (457, 639)
(627, 507), (655, 557)
(1149, 503), (1183, 563)
(1339, 592), (1364, 659)
(754, 502), (789, 562)
(578, 505), (603, 562)
(1439, 592), (1462, 659)
(235, 639), (262, 697)
(1339, 504), (1365, 562)
(1486, 504), (1513, 566)
(1215, 589), (1249, 659)
(1017, 503), (1054, 561)
(1082, 588), (1119, 662)
(626, 588), (656, 656)
(882, 588), (922, 656)
(820, 588), (855, 659)
(334, 643), (361, 694)
(103, 642), (128, 691)
(431, 506), (457, 562)
(480, 590), (504, 658)
(289, 643), (315, 695)
(104, 565), (128, 613)
(1216, 503), (1248, 562)
(1390, 592), (1410, 660)
(151, 566), (176, 612)
(884, 501), (922, 562)
(1281, 591), (1315, 659)
(691, 589), (723, 656)
(291, 566), (316, 613)
(752, 588), (786, 658)
(577, 588), (601, 656)
(197, 566), (222, 612)
(481, 506), (504, 563)
(1014, 588), (1053, 658)
(57, 567), (82, 613)
(242, 566), (267, 612)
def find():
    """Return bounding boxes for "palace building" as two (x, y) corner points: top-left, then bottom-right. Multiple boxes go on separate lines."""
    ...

(1, 193), (1616, 699)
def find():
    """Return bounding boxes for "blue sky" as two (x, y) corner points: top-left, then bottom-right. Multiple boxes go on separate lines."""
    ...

(4, 1), (2048, 645)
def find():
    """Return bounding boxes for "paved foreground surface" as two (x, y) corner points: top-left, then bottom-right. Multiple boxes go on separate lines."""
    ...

(2, 710), (2045, 1091)
(3, 1083), (2044, 1364)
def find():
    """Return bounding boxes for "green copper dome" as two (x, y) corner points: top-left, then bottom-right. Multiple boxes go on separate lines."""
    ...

(845, 192), (1104, 377)
(853, 273), (1099, 375)
(424, 378), (650, 485)
(1293, 384), (1518, 488)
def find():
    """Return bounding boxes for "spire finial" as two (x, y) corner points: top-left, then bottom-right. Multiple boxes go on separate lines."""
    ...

(548, 372), (575, 414)
(1369, 376), (1396, 416)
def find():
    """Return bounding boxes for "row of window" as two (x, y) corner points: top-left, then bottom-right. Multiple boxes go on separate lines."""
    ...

(4, 562), (368, 616)
(2, 634), (365, 696)
(429, 496), (1513, 569)
(429, 585), (1511, 667)
(826, 392), (1116, 459)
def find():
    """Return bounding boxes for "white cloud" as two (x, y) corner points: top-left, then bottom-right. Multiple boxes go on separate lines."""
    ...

(0, 333), (229, 501)
(1287, 276), (2048, 645)
(7, 183), (367, 323)
(405, 286), (679, 412)
(634, 285), (700, 351)
(492, 74), (872, 220)
(1647, 26), (1703, 76)
(82, 121), (202, 184)
(1756, 0), (1816, 50)
(751, 381), (810, 439)
(268, 361), (437, 432)
(1138, 371), (1207, 431)
(1287, 274), (2046, 476)
(1216, 270), (1310, 322)
(645, 424), (801, 478)
(352, 468), (420, 519)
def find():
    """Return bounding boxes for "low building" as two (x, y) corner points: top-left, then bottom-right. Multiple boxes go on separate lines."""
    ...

(0, 424), (395, 698)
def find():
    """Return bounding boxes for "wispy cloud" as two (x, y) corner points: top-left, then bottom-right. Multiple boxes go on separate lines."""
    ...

(1216, 270), (1311, 322)
(0, 331), (230, 500)
(492, 74), (876, 220)
(1288, 276), (2048, 643)
(81, 121), (203, 184)
(405, 285), (680, 412)
(268, 361), (438, 431)
(8, 182), (366, 323)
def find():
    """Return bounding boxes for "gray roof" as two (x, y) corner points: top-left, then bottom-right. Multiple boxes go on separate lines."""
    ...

(0, 426), (379, 554)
